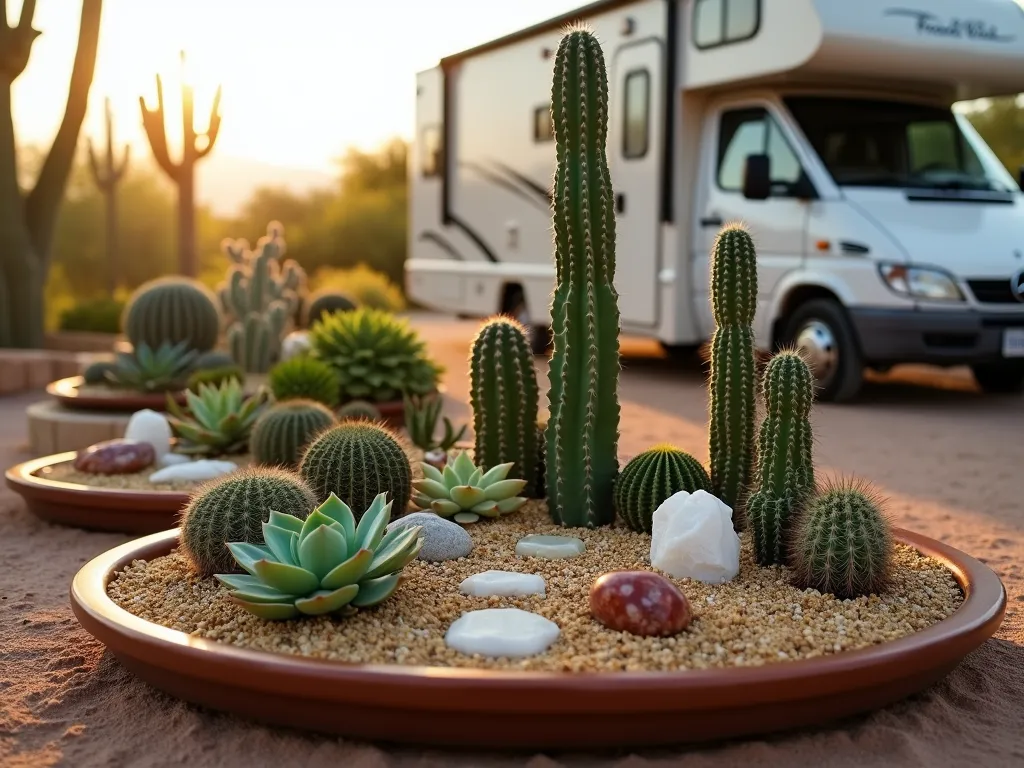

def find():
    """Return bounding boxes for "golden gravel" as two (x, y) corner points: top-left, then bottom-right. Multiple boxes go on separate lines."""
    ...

(40, 455), (255, 491)
(107, 501), (963, 671)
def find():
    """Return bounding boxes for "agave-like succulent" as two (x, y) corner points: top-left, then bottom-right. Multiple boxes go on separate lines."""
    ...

(215, 492), (422, 619)
(166, 378), (269, 456)
(105, 340), (198, 392)
(412, 450), (527, 524)
(403, 393), (467, 453)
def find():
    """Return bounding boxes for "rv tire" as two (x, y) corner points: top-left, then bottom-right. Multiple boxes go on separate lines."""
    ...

(971, 362), (1024, 395)
(783, 298), (863, 403)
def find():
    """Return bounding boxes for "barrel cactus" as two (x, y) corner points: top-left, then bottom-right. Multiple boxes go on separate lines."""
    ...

(545, 28), (621, 528)
(790, 479), (893, 598)
(252, 399), (337, 468)
(708, 225), (758, 526)
(299, 420), (413, 518)
(746, 350), (816, 565)
(338, 399), (382, 422)
(122, 276), (222, 353)
(216, 492), (422, 619)
(179, 466), (317, 577)
(82, 358), (117, 385)
(613, 445), (712, 533)
(268, 356), (340, 408)
(469, 316), (539, 496)
(303, 289), (357, 328)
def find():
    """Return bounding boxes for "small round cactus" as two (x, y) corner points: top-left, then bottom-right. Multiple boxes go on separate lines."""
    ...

(268, 356), (341, 407)
(193, 350), (236, 370)
(122, 276), (222, 353)
(251, 399), (337, 468)
(299, 420), (412, 518)
(613, 445), (712, 533)
(83, 359), (117, 385)
(790, 479), (893, 599)
(303, 289), (358, 327)
(338, 399), (382, 422)
(179, 466), (316, 577)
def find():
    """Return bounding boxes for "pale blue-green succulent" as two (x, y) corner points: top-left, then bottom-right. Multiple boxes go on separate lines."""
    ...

(411, 450), (527, 524)
(215, 492), (422, 620)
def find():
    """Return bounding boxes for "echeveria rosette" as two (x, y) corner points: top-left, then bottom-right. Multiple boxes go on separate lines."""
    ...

(411, 450), (528, 524)
(166, 378), (269, 456)
(216, 492), (423, 620)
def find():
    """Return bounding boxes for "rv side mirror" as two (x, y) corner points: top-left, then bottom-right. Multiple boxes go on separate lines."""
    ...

(742, 154), (771, 200)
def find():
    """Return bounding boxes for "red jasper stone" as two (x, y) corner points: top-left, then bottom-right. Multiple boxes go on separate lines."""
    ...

(589, 570), (692, 637)
(73, 439), (156, 475)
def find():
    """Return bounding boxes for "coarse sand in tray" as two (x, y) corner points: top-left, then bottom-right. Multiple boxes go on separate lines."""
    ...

(38, 455), (255, 492)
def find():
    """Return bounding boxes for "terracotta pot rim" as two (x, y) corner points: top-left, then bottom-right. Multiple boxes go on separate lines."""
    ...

(68, 526), (1005, 746)
(47, 376), (187, 412)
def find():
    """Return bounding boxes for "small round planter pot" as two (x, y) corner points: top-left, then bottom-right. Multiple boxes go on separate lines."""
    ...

(70, 528), (1005, 750)
(6, 452), (188, 534)
(47, 376), (187, 413)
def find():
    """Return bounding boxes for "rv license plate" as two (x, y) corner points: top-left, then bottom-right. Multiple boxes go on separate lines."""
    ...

(1003, 328), (1024, 358)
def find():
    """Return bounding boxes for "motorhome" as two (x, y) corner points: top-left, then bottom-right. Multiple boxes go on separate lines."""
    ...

(407, 0), (1024, 400)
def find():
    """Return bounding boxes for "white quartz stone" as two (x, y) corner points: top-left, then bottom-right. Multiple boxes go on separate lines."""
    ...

(459, 570), (546, 598)
(148, 459), (237, 484)
(515, 534), (585, 560)
(123, 409), (172, 460)
(158, 453), (192, 468)
(280, 331), (311, 361)
(649, 489), (740, 585)
(445, 608), (560, 658)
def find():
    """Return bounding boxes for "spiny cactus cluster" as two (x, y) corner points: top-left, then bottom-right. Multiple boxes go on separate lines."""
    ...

(747, 350), (816, 565)
(219, 221), (307, 373)
(790, 479), (893, 598)
(251, 399), (337, 468)
(179, 466), (316, 577)
(545, 28), (621, 528)
(122, 276), (222, 354)
(708, 225), (758, 527)
(469, 317), (539, 494)
(299, 420), (413, 518)
(268, 355), (341, 408)
(614, 445), (712, 534)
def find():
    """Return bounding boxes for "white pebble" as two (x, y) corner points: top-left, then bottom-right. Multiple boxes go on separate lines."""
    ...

(124, 409), (172, 460)
(444, 608), (560, 658)
(459, 570), (546, 598)
(148, 459), (237, 483)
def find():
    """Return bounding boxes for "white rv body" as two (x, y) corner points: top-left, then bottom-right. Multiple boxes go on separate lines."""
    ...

(408, 0), (1024, 399)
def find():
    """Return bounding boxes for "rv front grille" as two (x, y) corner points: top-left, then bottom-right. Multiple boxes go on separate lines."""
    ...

(966, 279), (1018, 304)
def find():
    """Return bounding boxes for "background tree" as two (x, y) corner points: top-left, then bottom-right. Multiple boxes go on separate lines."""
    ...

(966, 96), (1024, 181)
(0, 0), (103, 348)
(87, 96), (129, 293)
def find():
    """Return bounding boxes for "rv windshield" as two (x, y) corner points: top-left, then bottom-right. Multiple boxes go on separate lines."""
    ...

(784, 96), (1017, 194)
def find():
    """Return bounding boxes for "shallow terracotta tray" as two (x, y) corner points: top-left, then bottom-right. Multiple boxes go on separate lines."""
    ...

(47, 376), (188, 413)
(70, 528), (1005, 749)
(6, 452), (188, 534)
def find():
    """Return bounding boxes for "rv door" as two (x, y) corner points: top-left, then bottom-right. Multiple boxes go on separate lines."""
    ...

(609, 39), (663, 328)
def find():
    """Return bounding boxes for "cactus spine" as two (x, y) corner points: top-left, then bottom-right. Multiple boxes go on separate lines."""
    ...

(790, 479), (893, 598)
(122, 277), (222, 353)
(545, 28), (621, 528)
(614, 445), (712, 534)
(747, 350), (816, 565)
(219, 222), (307, 373)
(251, 399), (337, 468)
(469, 317), (539, 495)
(708, 225), (758, 525)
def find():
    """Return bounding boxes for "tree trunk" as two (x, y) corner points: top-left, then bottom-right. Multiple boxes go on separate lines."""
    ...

(178, 163), (196, 277)
(106, 186), (118, 292)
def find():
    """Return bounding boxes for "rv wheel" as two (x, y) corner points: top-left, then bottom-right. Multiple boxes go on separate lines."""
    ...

(783, 299), (863, 403)
(507, 291), (552, 356)
(971, 362), (1024, 394)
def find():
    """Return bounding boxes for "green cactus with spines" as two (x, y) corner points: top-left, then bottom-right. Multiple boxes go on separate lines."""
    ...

(179, 466), (317, 577)
(545, 28), (621, 528)
(613, 445), (712, 534)
(534, 418), (547, 500)
(708, 224), (759, 526)
(218, 221), (307, 373)
(299, 421), (412, 519)
(268, 356), (341, 407)
(122, 276), (222, 353)
(251, 399), (337, 468)
(83, 359), (117, 385)
(338, 399), (382, 422)
(746, 349), (816, 566)
(303, 289), (358, 328)
(790, 479), (893, 598)
(469, 317), (539, 494)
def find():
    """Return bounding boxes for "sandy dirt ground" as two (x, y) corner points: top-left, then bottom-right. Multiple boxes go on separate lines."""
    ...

(2, 314), (1022, 767)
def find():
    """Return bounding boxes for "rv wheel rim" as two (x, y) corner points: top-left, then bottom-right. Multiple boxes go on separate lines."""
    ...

(795, 319), (838, 385)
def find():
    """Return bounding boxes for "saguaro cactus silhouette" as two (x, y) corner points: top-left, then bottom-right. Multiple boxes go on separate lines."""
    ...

(140, 51), (222, 278)
(87, 97), (129, 293)
(0, 0), (104, 348)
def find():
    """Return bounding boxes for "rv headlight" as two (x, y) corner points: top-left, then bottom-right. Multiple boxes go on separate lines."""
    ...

(877, 264), (964, 301)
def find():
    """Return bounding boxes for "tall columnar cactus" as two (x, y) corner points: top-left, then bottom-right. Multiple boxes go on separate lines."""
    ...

(708, 225), (758, 526)
(122, 277), (221, 352)
(545, 28), (621, 528)
(746, 350), (816, 565)
(219, 221), (307, 373)
(87, 97), (129, 294)
(469, 317), (539, 495)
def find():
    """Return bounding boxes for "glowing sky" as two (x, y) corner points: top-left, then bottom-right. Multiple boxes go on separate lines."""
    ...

(10, 0), (583, 171)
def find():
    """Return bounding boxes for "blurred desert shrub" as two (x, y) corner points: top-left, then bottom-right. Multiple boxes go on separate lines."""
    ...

(309, 263), (406, 312)
(58, 295), (127, 333)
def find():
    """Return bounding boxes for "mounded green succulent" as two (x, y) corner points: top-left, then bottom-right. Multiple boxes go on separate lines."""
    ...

(105, 340), (198, 392)
(404, 393), (466, 452)
(83, 358), (117, 385)
(216, 492), (423, 619)
(338, 399), (382, 421)
(193, 350), (237, 370)
(309, 307), (443, 403)
(166, 378), (269, 456)
(412, 450), (527, 524)
(269, 355), (341, 408)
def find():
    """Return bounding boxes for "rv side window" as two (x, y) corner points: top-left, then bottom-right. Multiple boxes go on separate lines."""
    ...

(534, 106), (554, 142)
(694, 0), (760, 49)
(717, 107), (803, 195)
(623, 69), (650, 159)
(421, 125), (441, 177)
